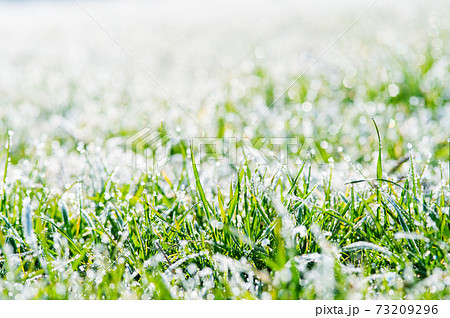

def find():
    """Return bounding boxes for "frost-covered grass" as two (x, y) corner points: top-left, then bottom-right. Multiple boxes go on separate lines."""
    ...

(0, 0), (449, 299)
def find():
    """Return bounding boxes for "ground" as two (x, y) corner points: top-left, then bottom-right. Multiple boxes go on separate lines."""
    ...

(0, 0), (449, 299)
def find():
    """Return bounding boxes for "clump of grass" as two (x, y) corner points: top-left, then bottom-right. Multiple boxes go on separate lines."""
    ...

(0, 121), (449, 299)
(0, 3), (449, 299)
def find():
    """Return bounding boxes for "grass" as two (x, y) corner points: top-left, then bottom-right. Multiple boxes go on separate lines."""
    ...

(0, 121), (448, 299)
(0, 1), (449, 300)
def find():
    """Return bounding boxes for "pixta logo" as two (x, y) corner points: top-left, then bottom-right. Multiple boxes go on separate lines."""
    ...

(127, 127), (331, 171)
(126, 127), (171, 172)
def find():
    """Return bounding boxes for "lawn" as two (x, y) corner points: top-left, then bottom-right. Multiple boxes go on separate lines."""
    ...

(0, 0), (449, 299)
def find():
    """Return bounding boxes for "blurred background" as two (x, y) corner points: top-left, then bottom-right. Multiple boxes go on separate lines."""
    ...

(0, 0), (449, 188)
